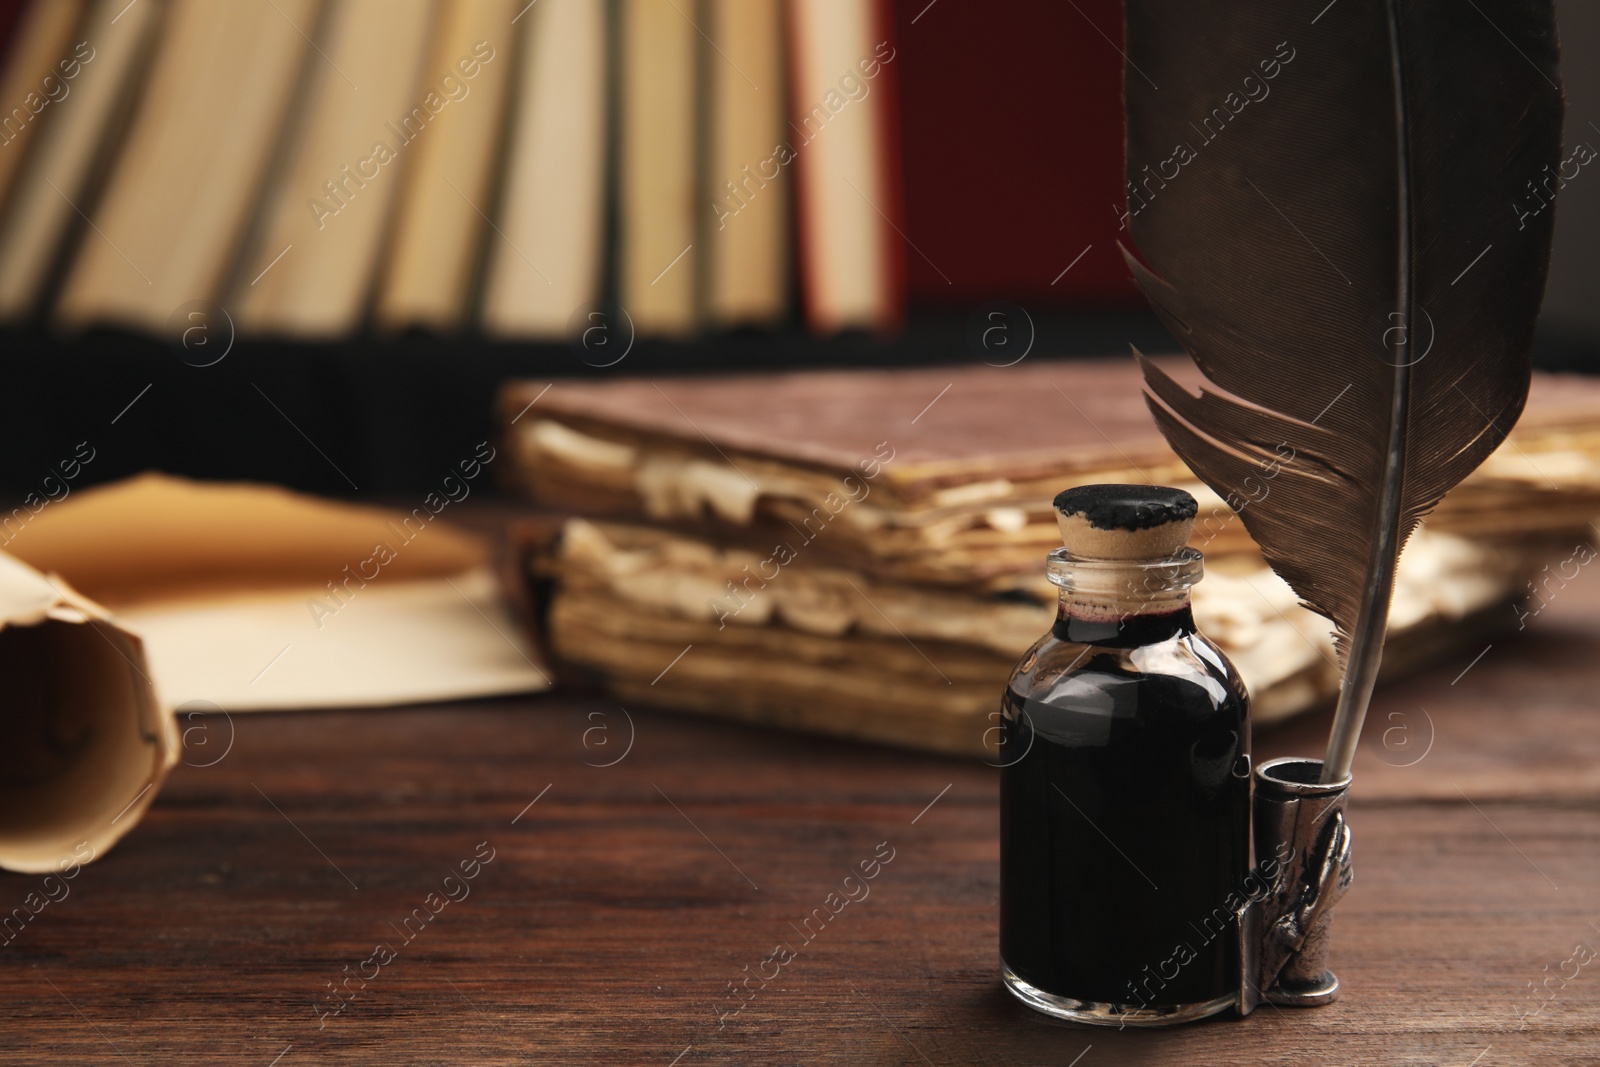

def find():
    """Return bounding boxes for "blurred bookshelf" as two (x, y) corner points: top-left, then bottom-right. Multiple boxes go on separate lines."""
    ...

(1, 0), (1595, 499)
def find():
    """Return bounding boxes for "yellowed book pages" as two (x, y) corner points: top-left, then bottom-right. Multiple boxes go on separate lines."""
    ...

(232, 0), (435, 338)
(535, 519), (1543, 757)
(55, 0), (318, 332)
(0, 0), (161, 319)
(0, 0), (88, 213)
(374, 0), (517, 332)
(704, 0), (786, 328)
(481, 0), (607, 338)
(618, 0), (697, 337)
(788, 0), (894, 333)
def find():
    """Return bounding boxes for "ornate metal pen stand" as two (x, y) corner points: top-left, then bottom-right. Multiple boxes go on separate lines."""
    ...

(1240, 757), (1354, 1015)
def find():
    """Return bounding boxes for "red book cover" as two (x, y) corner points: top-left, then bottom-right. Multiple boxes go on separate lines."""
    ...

(891, 0), (1139, 308)
(0, 0), (30, 70)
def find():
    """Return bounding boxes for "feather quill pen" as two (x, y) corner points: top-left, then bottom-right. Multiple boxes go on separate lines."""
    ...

(1119, 1), (1563, 781)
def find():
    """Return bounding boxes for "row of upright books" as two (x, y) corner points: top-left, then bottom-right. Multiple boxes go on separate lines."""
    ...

(0, 0), (903, 341)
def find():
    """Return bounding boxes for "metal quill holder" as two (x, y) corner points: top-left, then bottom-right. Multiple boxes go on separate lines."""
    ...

(1240, 757), (1354, 1014)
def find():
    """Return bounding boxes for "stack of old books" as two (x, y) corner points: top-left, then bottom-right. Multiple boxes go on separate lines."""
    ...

(500, 357), (1600, 758)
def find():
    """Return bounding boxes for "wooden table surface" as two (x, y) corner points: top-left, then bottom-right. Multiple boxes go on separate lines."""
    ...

(5, 555), (1599, 1066)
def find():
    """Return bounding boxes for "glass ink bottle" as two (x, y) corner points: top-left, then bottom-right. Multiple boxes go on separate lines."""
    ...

(999, 484), (1251, 1026)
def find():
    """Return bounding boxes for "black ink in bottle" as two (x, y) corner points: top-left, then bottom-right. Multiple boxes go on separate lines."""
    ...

(999, 484), (1251, 1026)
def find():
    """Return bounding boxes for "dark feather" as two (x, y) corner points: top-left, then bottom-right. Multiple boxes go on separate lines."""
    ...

(1120, 0), (1563, 778)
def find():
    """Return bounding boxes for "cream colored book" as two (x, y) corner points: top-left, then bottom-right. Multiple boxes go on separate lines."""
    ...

(787, 0), (897, 333)
(618, 0), (697, 337)
(232, 0), (435, 338)
(374, 0), (518, 332)
(704, 0), (787, 328)
(0, 0), (161, 320)
(0, 0), (88, 214)
(55, 0), (317, 332)
(480, 0), (608, 338)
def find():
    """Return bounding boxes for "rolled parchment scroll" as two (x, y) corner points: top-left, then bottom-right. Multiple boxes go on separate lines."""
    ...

(0, 553), (177, 874)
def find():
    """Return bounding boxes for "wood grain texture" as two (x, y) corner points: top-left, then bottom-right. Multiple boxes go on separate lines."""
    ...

(2, 544), (1597, 1065)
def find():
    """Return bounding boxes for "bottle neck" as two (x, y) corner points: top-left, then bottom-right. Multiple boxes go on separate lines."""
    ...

(1046, 546), (1202, 647)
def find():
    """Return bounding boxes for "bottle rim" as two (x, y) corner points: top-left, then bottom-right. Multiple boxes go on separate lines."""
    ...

(1045, 545), (1203, 597)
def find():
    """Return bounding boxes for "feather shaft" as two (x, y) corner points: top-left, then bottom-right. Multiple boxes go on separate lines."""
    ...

(1321, 0), (1415, 783)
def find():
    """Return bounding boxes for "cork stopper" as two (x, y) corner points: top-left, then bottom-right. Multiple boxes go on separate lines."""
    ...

(1052, 484), (1197, 561)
